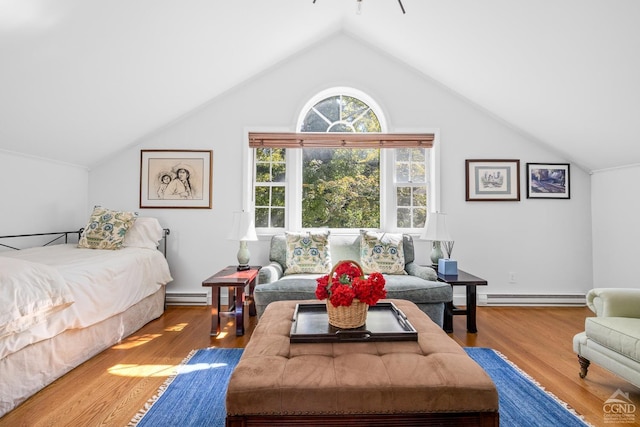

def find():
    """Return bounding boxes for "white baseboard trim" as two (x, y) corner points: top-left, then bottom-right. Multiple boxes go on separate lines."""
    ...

(166, 292), (586, 307)
(475, 293), (586, 306)
(165, 292), (209, 306)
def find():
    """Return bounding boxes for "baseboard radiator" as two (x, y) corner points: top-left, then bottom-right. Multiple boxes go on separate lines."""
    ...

(165, 292), (209, 306)
(478, 293), (586, 306)
(166, 292), (586, 307)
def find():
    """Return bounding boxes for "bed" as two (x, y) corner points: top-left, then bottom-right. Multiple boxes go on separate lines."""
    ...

(0, 212), (173, 418)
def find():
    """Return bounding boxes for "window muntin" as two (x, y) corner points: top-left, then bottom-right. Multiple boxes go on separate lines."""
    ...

(301, 95), (382, 133)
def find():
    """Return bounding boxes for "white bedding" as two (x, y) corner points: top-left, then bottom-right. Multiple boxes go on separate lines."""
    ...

(0, 258), (74, 339)
(0, 244), (172, 360)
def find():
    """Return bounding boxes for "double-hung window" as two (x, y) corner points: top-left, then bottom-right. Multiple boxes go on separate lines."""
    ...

(254, 147), (286, 228)
(249, 90), (436, 233)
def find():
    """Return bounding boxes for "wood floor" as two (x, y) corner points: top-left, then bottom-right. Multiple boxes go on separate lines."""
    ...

(1, 304), (639, 427)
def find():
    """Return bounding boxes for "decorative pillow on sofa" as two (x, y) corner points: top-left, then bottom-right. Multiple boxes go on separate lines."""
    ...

(360, 230), (406, 275)
(284, 231), (331, 275)
(78, 206), (137, 250)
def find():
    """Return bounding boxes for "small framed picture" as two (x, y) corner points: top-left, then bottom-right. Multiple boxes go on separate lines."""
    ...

(140, 150), (213, 209)
(526, 163), (570, 199)
(466, 159), (520, 201)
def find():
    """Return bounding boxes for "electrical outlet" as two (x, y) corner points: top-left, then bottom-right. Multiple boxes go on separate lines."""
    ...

(508, 272), (517, 283)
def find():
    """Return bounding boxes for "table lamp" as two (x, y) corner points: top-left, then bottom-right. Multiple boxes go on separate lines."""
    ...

(228, 211), (258, 271)
(420, 212), (452, 268)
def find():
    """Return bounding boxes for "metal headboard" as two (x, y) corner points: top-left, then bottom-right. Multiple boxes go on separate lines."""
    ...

(0, 229), (83, 251)
(160, 228), (170, 258)
(0, 228), (171, 257)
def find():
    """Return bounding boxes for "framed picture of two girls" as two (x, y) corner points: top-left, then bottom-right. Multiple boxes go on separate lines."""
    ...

(140, 149), (213, 209)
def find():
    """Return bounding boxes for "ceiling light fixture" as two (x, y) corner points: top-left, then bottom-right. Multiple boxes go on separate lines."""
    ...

(312, 0), (406, 14)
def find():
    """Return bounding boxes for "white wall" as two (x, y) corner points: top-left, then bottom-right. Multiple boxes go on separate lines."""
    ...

(592, 165), (640, 289)
(89, 32), (593, 300)
(0, 150), (88, 238)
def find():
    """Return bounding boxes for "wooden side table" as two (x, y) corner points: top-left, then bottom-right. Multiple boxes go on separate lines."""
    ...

(437, 269), (487, 333)
(202, 266), (260, 337)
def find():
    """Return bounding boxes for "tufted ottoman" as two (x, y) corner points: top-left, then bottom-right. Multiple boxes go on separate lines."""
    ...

(226, 299), (499, 426)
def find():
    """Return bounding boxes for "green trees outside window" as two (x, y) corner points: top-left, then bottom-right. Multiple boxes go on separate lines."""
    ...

(395, 147), (428, 228)
(302, 148), (380, 228)
(254, 147), (286, 228)
(301, 95), (382, 228)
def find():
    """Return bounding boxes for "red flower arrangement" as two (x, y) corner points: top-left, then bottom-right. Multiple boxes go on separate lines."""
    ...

(315, 260), (387, 307)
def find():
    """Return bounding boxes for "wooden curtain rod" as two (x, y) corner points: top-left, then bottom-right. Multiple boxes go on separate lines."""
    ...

(248, 132), (434, 148)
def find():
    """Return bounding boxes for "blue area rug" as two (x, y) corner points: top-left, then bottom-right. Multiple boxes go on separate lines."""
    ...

(128, 348), (243, 427)
(465, 347), (590, 427)
(129, 347), (590, 427)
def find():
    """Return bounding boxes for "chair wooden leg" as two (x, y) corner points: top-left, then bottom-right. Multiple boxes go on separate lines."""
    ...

(578, 355), (591, 379)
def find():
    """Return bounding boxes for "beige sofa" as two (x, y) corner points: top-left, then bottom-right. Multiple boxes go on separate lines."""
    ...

(254, 234), (453, 327)
(573, 288), (640, 388)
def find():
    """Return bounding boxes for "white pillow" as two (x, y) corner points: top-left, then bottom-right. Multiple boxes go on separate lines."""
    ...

(123, 217), (164, 250)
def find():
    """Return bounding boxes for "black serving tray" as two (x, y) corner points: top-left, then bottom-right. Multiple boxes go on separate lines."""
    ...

(290, 302), (418, 343)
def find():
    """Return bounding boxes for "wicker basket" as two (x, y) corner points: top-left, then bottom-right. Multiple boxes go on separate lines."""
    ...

(326, 299), (368, 329)
(325, 260), (368, 329)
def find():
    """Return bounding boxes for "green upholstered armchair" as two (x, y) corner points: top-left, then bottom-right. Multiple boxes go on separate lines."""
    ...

(573, 288), (640, 388)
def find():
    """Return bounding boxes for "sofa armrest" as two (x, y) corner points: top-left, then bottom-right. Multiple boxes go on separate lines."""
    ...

(405, 262), (438, 281)
(258, 262), (284, 285)
(587, 288), (640, 318)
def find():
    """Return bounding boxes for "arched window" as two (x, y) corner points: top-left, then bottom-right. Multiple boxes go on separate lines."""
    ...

(250, 88), (433, 231)
(299, 92), (383, 228)
(300, 93), (383, 133)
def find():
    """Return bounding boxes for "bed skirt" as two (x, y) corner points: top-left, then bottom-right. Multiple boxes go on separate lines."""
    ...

(0, 286), (166, 418)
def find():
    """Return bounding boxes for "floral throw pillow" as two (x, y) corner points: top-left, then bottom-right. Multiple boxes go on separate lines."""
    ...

(359, 230), (406, 275)
(284, 231), (331, 275)
(78, 206), (138, 250)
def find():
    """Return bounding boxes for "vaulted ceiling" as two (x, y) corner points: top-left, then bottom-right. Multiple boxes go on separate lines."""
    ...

(1, 0), (638, 172)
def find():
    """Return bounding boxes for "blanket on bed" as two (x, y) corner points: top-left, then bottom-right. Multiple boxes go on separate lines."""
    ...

(0, 257), (74, 339)
(0, 244), (172, 360)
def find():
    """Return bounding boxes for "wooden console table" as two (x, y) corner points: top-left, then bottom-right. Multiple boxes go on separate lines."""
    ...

(202, 266), (260, 336)
(437, 269), (487, 333)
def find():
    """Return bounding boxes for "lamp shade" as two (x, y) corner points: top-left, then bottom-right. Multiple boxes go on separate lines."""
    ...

(420, 212), (451, 241)
(228, 211), (258, 241)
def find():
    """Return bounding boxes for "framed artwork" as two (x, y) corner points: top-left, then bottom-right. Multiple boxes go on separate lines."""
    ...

(140, 149), (213, 209)
(526, 163), (570, 199)
(465, 159), (520, 201)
